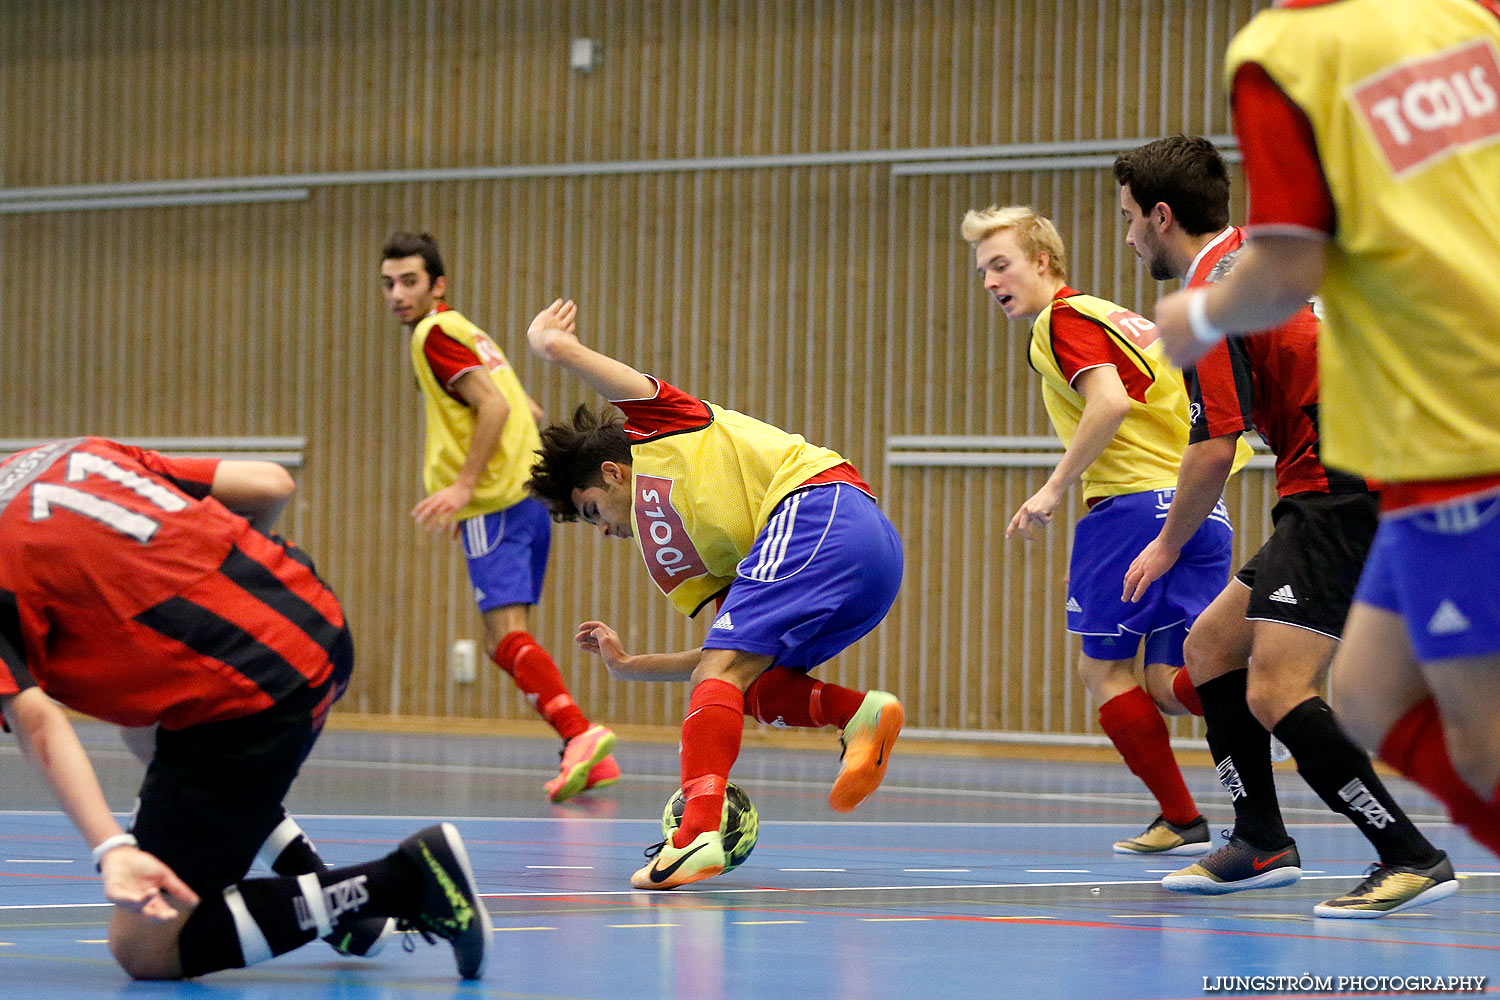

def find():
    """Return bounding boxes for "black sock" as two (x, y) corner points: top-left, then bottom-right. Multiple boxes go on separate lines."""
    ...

(1274, 697), (1440, 868)
(1197, 670), (1291, 850)
(177, 852), (426, 977)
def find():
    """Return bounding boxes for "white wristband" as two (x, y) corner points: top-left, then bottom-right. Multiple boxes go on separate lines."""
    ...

(1187, 288), (1226, 346)
(92, 833), (138, 869)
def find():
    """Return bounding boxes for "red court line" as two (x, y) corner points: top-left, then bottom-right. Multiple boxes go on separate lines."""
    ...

(0, 871), (98, 881)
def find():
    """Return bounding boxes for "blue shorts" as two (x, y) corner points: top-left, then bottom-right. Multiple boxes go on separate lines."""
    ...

(460, 496), (552, 612)
(1069, 488), (1234, 664)
(1354, 493), (1500, 661)
(703, 483), (903, 671)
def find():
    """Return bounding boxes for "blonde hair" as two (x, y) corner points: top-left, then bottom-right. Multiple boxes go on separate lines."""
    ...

(959, 204), (1068, 280)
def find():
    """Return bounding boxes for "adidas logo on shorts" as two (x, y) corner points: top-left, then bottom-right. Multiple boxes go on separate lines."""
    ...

(1065, 597), (1083, 613)
(711, 612), (734, 631)
(1427, 600), (1471, 635)
(1268, 585), (1298, 605)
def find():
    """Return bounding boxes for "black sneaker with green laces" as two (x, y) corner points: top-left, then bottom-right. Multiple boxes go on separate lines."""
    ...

(1314, 852), (1458, 919)
(1162, 833), (1301, 894)
(397, 822), (492, 979)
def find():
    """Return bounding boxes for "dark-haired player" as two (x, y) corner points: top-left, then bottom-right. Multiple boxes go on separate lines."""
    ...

(381, 232), (618, 802)
(1115, 135), (1454, 917)
(0, 438), (490, 979)
(524, 299), (904, 890)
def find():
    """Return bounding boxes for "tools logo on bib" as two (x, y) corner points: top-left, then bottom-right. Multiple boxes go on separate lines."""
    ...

(635, 475), (710, 594)
(1350, 39), (1500, 176)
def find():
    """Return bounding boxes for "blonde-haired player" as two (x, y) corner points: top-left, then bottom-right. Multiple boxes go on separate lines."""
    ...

(1152, 0), (1500, 869)
(962, 204), (1249, 855)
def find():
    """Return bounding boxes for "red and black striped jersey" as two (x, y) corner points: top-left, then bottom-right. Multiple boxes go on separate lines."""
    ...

(0, 438), (344, 730)
(1183, 227), (1369, 497)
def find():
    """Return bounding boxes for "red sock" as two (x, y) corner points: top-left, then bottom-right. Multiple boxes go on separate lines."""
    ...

(676, 679), (745, 847)
(744, 667), (867, 729)
(1380, 697), (1500, 857)
(1172, 668), (1204, 717)
(492, 631), (589, 740)
(1099, 687), (1199, 826)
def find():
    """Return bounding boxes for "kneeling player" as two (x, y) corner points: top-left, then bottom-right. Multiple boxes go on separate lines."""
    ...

(525, 299), (905, 889)
(0, 438), (491, 980)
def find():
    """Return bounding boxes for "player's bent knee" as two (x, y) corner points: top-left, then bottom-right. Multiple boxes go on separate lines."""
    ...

(110, 929), (185, 980)
(109, 908), (188, 980)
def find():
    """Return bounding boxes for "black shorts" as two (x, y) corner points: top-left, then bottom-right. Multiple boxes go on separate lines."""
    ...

(1236, 491), (1378, 640)
(129, 628), (352, 894)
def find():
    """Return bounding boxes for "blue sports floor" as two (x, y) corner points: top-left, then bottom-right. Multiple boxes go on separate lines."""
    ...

(2, 723), (1496, 999)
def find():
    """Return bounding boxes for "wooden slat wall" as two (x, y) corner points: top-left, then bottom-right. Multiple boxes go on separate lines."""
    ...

(0, 0), (1273, 734)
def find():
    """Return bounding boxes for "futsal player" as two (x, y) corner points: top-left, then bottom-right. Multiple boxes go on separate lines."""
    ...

(961, 205), (1250, 855)
(381, 232), (619, 803)
(0, 438), (491, 979)
(1115, 135), (1455, 916)
(1152, 0), (1500, 860)
(524, 298), (905, 890)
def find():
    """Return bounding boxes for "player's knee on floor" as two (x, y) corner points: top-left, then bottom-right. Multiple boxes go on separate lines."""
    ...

(109, 911), (188, 980)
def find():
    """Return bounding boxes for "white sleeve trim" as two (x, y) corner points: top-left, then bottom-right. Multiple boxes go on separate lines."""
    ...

(1066, 362), (1117, 390)
(442, 364), (485, 390)
(608, 374), (663, 404)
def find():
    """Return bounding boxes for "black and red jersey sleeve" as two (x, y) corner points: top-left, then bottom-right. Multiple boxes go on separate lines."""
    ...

(1184, 339), (1255, 444)
(1050, 301), (1153, 402)
(1232, 62), (1336, 235)
(423, 325), (485, 400)
(613, 377), (714, 443)
(129, 447), (219, 501)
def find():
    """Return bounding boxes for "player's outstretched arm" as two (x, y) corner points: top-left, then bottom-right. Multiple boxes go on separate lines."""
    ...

(2, 689), (197, 921)
(574, 620), (700, 681)
(1123, 434), (1239, 602)
(526, 299), (656, 402)
(1008, 366), (1130, 540)
(1156, 235), (1327, 366)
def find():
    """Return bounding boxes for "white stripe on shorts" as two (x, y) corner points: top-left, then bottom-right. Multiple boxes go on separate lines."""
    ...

(748, 490), (803, 581)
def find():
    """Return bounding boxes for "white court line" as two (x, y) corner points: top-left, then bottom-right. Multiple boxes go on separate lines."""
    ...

(903, 868), (972, 872)
(4, 859), (73, 864)
(3, 872), (1495, 915)
(525, 865), (593, 870)
(1027, 869), (1090, 873)
(734, 920), (805, 925)
(472, 870), (1499, 899)
(780, 868), (846, 872)
(611, 923), (678, 929)
(494, 926), (556, 932)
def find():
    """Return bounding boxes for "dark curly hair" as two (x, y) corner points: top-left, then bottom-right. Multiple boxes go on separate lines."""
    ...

(381, 230), (445, 282)
(1112, 135), (1230, 237)
(528, 404), (633, 521)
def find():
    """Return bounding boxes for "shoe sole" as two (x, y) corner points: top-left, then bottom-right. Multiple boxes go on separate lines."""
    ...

(1112, 840), (1213, 856)
(325, 916), (397, 957)
(630, 862), (725, 891)
(547, 729), (618, 803)
(1313, 878), (1459, 919)
(434, 822), (494, 979)
(829, 700), (904, 813)
(1162, 866), (1303, 895)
